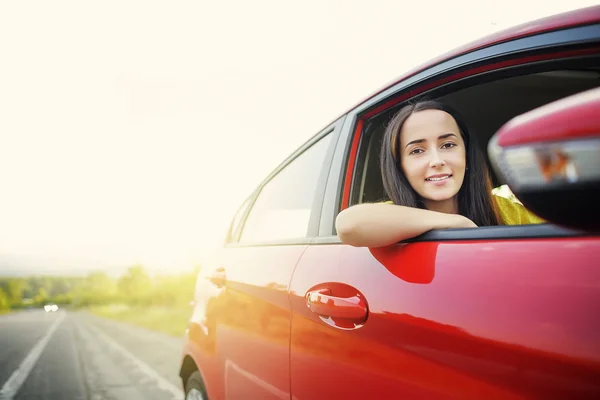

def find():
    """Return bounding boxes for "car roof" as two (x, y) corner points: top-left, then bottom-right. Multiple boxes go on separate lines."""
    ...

(348, 5), (600, 114)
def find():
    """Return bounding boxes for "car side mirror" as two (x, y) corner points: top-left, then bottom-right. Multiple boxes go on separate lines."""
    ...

(488, 87), (600, 232)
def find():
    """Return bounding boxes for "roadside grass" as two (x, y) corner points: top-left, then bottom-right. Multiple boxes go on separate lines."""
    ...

(88, 304), (191, 337)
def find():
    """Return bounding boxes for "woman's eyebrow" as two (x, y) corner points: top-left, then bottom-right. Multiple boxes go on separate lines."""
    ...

(405, 138), (424, 148)
(405, 133), (458, 148)
(438, 133), (458, 140)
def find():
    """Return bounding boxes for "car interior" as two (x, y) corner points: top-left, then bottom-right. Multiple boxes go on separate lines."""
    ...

(354, 64), (600, 205)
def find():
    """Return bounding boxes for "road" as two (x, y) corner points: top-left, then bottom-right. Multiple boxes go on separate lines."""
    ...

(0, 309), (186, 400)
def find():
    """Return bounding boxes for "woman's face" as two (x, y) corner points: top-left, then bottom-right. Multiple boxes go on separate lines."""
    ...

(399, 109), (466, 212)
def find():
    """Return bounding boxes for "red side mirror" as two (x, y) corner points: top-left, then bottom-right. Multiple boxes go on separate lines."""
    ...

(488, 87), (600, 231)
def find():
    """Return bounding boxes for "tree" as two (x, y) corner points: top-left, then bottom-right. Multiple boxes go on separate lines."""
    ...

(48, 277), (71, 297)
(118, 265), (152, 303)
(34, 288), (48, 305)
(85, 272), (117, 296)
(0, 288), (10, 312)
(0, 279), (29, 306)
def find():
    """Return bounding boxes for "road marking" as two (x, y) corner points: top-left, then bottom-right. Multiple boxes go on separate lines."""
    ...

(81, 321), (184, 399)
(88, 314), (184, 351)
(0, 312), (66, 400)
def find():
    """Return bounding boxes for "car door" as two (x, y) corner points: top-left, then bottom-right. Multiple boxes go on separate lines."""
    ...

(194, 119), (342, 399)
(288, 17), (600, 400)
(290, 240), (600, 399)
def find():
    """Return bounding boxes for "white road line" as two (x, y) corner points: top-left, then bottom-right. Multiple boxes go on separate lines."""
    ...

(87, 313), (184, 352)
(0, 312), (66, 400)
(81, 321), (184, 399)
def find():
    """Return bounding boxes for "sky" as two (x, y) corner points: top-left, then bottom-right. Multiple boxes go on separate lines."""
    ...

(0, 0), (598, 276)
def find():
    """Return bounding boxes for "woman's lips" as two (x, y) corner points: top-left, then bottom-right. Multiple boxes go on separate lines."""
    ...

(425, 174), (452, 182)
(425, 174), (452, 186)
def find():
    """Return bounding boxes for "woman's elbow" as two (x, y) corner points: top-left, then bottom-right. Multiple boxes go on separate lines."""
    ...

(335, 204), (404, 248)
(335, 209), (365, 247)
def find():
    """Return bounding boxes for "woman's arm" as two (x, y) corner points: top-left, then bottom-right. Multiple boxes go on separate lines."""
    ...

(335, 203), (477, 247)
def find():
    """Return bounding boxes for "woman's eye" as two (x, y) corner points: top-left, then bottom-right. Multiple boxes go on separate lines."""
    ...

(441, 142), (457, 149)
(409, 148), (424, 155)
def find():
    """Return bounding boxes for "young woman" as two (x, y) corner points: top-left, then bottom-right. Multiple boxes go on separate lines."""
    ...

(336, 100), (543, 248)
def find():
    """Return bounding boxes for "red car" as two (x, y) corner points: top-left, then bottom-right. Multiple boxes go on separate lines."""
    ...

(180, 6), (600, 400)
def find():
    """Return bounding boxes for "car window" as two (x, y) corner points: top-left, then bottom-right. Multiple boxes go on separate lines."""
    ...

(239, 134), (332, 243)
(351, 68), (599, 224)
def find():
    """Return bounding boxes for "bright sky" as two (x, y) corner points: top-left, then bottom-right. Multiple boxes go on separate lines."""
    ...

(0, 0), (597, 275)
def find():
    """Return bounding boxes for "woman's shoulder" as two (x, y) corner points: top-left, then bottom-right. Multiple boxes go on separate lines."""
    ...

(493, 193), (545, 225)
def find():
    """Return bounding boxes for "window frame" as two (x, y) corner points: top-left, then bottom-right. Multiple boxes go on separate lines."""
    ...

(316, 22), (600, 243)
(227, 116), (345, 247)
(224, 193), (256, 244)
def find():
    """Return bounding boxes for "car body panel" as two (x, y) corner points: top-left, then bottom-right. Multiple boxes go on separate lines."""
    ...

(185, 245), (307, 399)
(289, 238), (600, 399)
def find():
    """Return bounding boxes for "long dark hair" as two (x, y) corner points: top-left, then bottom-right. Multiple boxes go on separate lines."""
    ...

(379, 99), (502, 226)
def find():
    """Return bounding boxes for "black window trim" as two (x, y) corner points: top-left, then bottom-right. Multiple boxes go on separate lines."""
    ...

(227, 116), (345, 248)
(312, 223), (597, 245)
(317, 22), (600, 242)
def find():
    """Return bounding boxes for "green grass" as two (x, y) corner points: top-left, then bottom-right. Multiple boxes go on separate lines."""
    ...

(88, 304), (192, 337)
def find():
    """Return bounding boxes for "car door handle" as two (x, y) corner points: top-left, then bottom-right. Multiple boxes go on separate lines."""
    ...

(208, 267), (226, 288)
(306, 289), (367, 321)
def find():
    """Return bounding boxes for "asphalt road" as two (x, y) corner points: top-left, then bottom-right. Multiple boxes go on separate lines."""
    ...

(0, 309), (186, 400)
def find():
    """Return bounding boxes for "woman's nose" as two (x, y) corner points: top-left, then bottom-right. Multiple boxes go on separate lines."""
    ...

(429, 150), (446, 168)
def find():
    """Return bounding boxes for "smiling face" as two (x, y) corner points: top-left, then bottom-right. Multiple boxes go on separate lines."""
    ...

(399, 109), (466, 213)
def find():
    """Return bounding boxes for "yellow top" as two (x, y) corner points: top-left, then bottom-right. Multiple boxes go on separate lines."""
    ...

(382, 194), (544, 226)
(493, 195), (544, 225)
